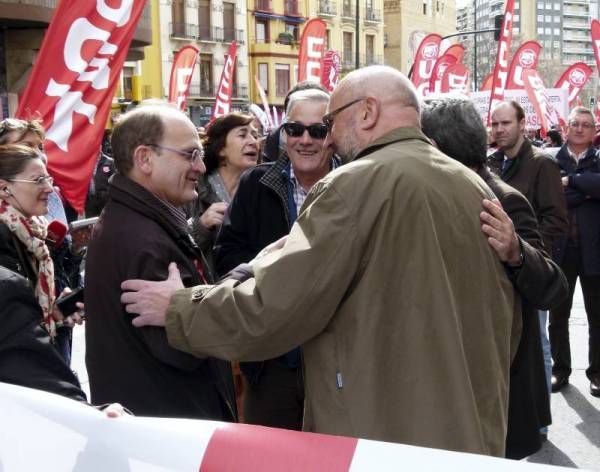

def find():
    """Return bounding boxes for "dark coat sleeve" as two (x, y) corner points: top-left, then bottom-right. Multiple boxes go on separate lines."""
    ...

(0, 271), (87, 402)
(503, 191), (568, 310)
(126, 244), (209, 370)
(214, 173), (259, 276)
(535, 157), (569, 249)
(569, 172), (600, 200)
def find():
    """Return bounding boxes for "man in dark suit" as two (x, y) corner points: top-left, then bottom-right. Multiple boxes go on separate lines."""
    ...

(421, 97), (567, 459)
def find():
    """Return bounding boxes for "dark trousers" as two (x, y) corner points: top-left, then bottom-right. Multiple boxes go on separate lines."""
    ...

(243, 358), (304, 430)
(549, 243), (600, 379)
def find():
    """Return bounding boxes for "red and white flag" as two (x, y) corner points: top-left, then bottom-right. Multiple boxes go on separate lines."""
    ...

(592, 20), (600, 79)
(211, 41), (238, 121)
(297, 18), (327, 83)
(487, 0), (515, 124)
(554, 62), (593, 107)
(254, 75), (273, 130)
(168, 44), (200, 111)
(441, 63), (470, 94)
(523, 69), (565, 137)
(411, 33), (442, 97)
(429, 44), (464, 94)
(15, 0), (146, 213)
(320, 50), (341, 92)
(506, 40), (542, 90)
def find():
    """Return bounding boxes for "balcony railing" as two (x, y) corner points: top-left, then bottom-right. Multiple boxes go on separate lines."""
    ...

(197, 25), (220, 41)
(361, 54), (383, 66)
(233, 84), (249, 98)
(170, 22), (197, 40)
(563, 21), (589, 28)
(255, 0), (272, 12)
(318, 0), (337, 16)
(364, 7), (381, 22)
(342, 2), (355, 19)
(284, 0), (301, 16)
(223, 28), (245, 44)
(189, 84), (215, 97)
(563, 9), (590, 18)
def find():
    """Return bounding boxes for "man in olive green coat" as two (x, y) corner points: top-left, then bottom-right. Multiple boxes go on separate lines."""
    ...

(122, 66), (519, 457)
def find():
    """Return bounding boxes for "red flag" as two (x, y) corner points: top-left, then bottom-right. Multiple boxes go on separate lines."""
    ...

(320, 50), (341, 92)
(441, 63), (470, 94)
(523, 69), (565, 137)
(411, 33), (442, 97)
(487, 0), (515, 125)
(443, 44), (465, 63)
(168, 44), (200, 111)
(554, 62), (593, 107)
(15, 0), (146, 213)
(506, 41), (542, 90)
(297, 18), (327, 82)
(480, 73), (493, 91)
(429, 45), (464, 94)
(211, 41), (238, 121)
(592, 20), (600, 79)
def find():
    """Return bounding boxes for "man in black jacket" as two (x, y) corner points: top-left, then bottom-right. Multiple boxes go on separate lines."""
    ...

(421, 97), (567, 458)
(214, 89), (337, 429)
(550, 106), (600, 397)
(85, 104), (236, 420)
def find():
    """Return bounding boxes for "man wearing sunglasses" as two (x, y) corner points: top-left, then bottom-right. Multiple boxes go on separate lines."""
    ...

(85, 104), (236, 422)
(211, 88), (338, 430)
(122, 67), (517, 457)
(550, 106), (600, 397)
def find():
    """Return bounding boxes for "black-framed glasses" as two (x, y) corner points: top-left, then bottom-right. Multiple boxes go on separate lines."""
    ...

(8, 175), (54, 187)
(323, 98), (366, 131)
(568, 121), (594, 130)
(146, 144), (205, 165)
(282, 122), (328, 139)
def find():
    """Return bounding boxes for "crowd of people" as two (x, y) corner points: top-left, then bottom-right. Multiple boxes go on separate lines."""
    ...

(1, 65), (599, 461)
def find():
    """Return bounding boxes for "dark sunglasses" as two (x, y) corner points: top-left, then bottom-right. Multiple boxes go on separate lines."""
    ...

(283, 121), (328, 139)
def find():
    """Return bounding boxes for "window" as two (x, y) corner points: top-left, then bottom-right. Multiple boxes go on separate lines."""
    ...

(258, 63), (268, 93)
(545, 27), (551, 35)
(545, 15), (552, 22)
(554, 40), (560, 48)
(199, 54), (213, 96)
(537, 14), (543, 22)
(122, 66), (134, 100)
(366, 34), (375, 64)
(343, 31), (353, 64)
(554, 28), (560, 35)
(285, 23), (299, 42)
(554, 3), (560, 10)
(172, 0), (185, 37)
(198, 0), (211, 40)
(554, 16), (560, 23)
(223, 2), (235, 42)
(275, 64), (290, 97)
(537, 27), (544, 34)
(256, 19), (269, 42)
(326, 29), (331, 50)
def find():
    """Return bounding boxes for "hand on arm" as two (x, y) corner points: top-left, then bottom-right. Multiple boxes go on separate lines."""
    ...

(480, 198), (522, 266)
(198, 202), (229, 230)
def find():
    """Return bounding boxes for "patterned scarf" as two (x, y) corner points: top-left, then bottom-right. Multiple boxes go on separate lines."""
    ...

(0, 200), (56, 337)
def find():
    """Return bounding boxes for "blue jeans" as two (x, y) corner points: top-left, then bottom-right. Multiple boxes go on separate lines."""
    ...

(539, 310), (552, 434)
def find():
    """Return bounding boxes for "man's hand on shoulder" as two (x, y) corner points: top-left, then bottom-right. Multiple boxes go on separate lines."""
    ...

(121, 262), (184, 327)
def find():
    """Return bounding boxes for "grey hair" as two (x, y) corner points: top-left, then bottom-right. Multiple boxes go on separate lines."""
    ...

(568, 106), (595, 124)
(286, 89), (330, 116)
(421, 97), (487, 170)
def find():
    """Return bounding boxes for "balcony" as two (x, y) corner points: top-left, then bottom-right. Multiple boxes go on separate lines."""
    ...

(563, 8), (590, 18)
(364, 7), (381, 23)
(222, 28), (245, 44)
(170, 22), (197, 40)
(318, 0), (337, 16)
(341, 2), (355, 21)
(233, 84), (249, 98)
(284, 0), (301, 16)
(189, 84), (215, 98)
(197, 25), (220, 42)
(562, 46), (592, 55)
(563, 20), (589, 29)
(255, 0), (272, 12)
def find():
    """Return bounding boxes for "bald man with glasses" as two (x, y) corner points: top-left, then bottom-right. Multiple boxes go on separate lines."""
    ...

(85, 104), (237, 420)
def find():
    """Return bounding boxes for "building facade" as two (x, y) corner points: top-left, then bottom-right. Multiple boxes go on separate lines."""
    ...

(0, 0), (152, 118)
(384, 0), (457, 75)
(160, 0), (251, 126)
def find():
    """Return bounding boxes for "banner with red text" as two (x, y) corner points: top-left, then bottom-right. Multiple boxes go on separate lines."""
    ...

(15, 0), (145, 213)
(592, 20), (600, 79)
(487, 0), (515, 124)
(554, 62), (593, 106)
(211, 41), (237, 121)
(297, 18), (327, 83)
(523, 69), (565, 137)
(169, 44), (200, 111)
(506, 41), (542, 90)
(320, 50), (341, 92)
(441, 63), (470, 94)
(429, 44), (464, 94)
(411, 33), (442, 97)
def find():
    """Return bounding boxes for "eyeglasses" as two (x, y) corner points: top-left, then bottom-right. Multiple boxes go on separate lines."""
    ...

(323, 98), (366, 131)
(568, 121), (594, 130)
(147, 144), (205, 165)
(282, 122), (329, 140)
(8, 175), (54, 187)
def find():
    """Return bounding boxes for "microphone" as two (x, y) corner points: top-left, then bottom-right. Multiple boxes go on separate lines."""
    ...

(46, 220), (68, 248)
